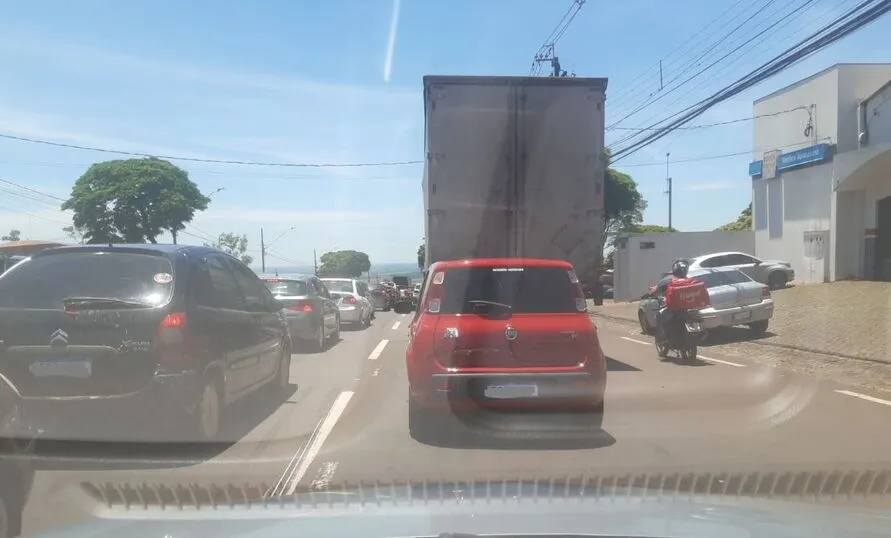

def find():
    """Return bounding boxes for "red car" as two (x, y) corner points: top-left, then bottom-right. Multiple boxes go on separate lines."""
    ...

(405, 258), (607, 440)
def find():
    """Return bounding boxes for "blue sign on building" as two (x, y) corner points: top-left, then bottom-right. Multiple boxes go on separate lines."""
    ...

(748, 143), (830, 177)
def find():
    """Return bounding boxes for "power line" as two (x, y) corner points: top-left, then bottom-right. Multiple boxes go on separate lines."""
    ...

(610, 0), (891, 162)
(615, 137), (831, 168)
(609, 106), (811, 132)
(609, 0), (851, 141)
(608, 0), (818, 135)
(0, 133), (422, 168)
(606, 0), (757, 108)
(608, 0), (780, 119)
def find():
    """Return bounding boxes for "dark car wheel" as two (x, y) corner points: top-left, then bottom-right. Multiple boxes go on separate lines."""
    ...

(330, 316), (340, 342)
(0, 483), (18, 538)
(408, 397), (441, 444)
(274, 345), (291, 398)
(749, 320), (769, 335)
(187, 376), (223, 443)
(768, 272), (786, 290)
(312, 324), (326, 352)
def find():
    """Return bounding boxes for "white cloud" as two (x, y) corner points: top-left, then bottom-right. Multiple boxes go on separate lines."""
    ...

(0, 33), (415, 103)
(383, 0), (401, 83)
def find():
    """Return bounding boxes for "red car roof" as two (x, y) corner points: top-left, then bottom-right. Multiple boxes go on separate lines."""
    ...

(429, 258), (574, 271)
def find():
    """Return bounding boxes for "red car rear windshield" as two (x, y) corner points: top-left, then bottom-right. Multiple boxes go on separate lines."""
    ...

(439, 266), (577, 314)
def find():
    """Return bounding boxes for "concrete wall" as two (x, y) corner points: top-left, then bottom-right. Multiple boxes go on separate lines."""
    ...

(613, 231), (754, 302)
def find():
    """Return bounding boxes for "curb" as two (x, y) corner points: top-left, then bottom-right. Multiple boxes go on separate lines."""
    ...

(590, 312), (891, 367)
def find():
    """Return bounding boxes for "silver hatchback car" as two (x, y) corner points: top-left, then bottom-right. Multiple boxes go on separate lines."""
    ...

(638, 267), (774, 336)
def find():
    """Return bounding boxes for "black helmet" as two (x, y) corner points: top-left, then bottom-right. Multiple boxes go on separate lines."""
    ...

(671, 259), (689, 278)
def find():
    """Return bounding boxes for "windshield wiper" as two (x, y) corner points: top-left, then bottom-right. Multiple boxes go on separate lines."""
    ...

(62, 297), (153, 310)
(466, 299), (512, 310)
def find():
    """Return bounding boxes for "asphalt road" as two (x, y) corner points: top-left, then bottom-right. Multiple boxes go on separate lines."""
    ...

(21, 310), (891, 535)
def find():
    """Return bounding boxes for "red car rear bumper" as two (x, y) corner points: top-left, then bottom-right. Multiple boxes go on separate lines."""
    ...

(409, 371), (605, 413)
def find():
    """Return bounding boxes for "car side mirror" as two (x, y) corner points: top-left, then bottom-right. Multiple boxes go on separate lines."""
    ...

(753, 260), (762, 265)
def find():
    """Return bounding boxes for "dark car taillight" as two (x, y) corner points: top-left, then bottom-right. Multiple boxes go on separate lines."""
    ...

(156, 311), (193, 366)
(287, 301), (313, 312)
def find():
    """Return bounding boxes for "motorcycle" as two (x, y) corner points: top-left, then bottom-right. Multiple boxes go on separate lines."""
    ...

(654, 297), (705, 361)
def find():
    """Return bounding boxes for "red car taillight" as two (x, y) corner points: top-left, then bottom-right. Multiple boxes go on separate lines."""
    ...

(156, 311), (193, 366)
(762, 287), (771, 298)
(567, 270), (588, 313)
(287, 301), (313, 313)
(343, 296), (357, 304)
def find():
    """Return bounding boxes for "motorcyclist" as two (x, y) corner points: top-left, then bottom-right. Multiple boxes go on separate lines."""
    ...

(652, 259), (690, 344)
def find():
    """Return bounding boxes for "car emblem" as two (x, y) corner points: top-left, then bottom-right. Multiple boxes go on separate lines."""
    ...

(505, 326), (518, 341)
(50, 329), (68, 347)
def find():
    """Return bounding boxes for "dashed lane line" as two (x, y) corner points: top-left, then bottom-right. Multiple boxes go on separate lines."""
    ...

(367, 339), (389, 360)
(835, 389), (891, 407)
(391, 321), (401, 330)
(618, 336), (746, 367)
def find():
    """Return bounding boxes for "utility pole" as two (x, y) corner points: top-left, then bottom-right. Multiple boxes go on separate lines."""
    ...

(171, 230), (177, 245)
(260, 228), (266, 273)
(313, 249), (318, 276)
(665, 153), (673, 230)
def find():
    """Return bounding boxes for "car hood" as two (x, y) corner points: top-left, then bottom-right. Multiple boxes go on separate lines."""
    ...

(33, 478), (891, 538)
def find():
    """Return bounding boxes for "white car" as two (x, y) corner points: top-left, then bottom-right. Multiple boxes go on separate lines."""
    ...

(320, 278), (374, 328)
(638, 267), (774, 336)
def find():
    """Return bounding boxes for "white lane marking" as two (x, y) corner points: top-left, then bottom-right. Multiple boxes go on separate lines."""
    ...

(620, 336), (652, 346)
(310, 461), (339, 491)
(401, 313), (407, 317)
(618, 337), (745, 368)
(698, 355), (746, 368)
(835, 389), (891, 407)
(368, 339), (389, 360)
(266, 418), (320, 497)
(391, 321), (401, 330)
(285, 390), (354, 495)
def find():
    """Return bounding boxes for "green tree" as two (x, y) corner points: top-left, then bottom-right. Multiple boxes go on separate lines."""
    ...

(318, 250), (371, 278)
(62, 226), (86, 244)
(602, 150), (647, 255)
(205, 232), (253, 266)
(716, 202), (752, 231)
(417, 242), (425, 270)
(1, 229), (20, 242)
(61, 158), (210, 244)
(629, 223), (678, 233)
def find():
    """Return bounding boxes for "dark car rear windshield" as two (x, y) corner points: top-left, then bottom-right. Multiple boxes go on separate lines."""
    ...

(439, 266), (577, 314)
(264, 280), (309, 296)
(0, 251), (175, 309)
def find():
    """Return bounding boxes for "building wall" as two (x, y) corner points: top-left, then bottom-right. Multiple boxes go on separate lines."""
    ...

(836, 65), (891, 152)
(613, 231), (754, 301)
(751, 64), (891, 282)
(864, 81), (891, 146)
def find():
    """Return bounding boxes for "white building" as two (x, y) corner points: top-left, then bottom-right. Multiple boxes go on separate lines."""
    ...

(750, 63), (891, 282)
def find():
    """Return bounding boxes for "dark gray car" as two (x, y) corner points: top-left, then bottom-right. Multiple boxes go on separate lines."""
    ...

(261, 274), (340, 352)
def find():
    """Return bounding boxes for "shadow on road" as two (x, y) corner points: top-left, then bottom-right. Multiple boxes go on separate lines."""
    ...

(31, 383), (299, 471)
(606, 356), (641, 372)
(701, 326), (776, 346)
(421, 422), (616, 451)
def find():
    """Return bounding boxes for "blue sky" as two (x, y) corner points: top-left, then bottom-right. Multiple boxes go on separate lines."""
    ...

(1, 0), (890, 266)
